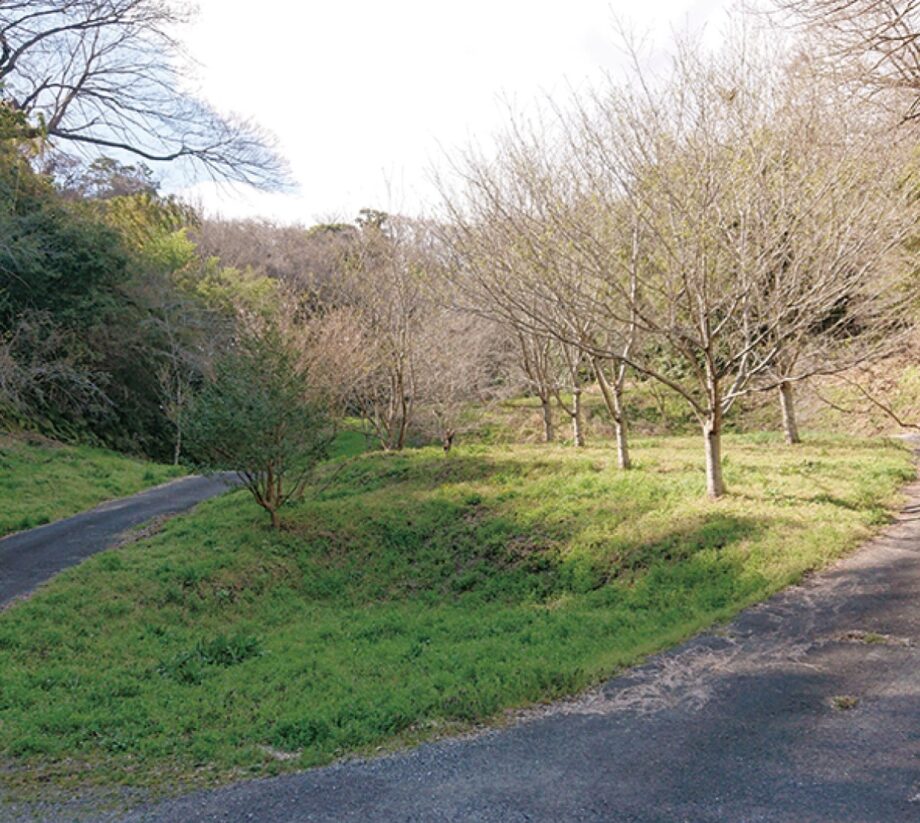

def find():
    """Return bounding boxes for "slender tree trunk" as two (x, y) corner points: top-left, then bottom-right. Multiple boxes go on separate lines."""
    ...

(260, 464), (283, 529)
(540, 395), (555, 443)
(614, 416), (630, 470)
(778, 380), (800, 445)
(396, 414), (407, 450)
(703, 413), (725, 499)
(395, 392), (412, 451)
(572, 388), (586, 447)
(173, 423), (182, 466)
(396, 394), (407, 450)
(593, 357), (631, 469)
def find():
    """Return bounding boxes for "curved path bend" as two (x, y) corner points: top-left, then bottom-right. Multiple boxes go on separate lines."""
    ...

(0, 473), (234, 608)
(4, 475), (920, 821)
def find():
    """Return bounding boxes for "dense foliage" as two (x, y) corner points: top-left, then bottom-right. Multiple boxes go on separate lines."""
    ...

(0, 146), (276, 459)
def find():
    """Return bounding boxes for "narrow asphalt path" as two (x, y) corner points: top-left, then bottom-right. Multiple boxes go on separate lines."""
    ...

(114, 480), (920, 822)
(0, 473), (234, 608)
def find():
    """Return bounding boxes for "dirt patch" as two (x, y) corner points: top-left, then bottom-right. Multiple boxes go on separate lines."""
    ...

(112, 515), (172, 548)
(257, 745), (301, 763)
(0, 431), (65, 449)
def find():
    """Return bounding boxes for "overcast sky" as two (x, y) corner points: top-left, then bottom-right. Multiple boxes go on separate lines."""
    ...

(178, 0), (730, 225)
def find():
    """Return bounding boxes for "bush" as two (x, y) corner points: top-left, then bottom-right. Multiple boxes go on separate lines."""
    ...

(185, 321), (333, 527)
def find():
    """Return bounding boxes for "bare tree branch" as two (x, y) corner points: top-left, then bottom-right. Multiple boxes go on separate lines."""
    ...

(0, 0), (288, 188)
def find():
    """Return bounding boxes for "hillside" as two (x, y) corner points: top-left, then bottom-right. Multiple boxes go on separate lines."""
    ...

(0, 433), (911, 793)
(0, 435), (184, 537)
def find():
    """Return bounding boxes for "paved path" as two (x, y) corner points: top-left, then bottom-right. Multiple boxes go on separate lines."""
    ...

(0, 474), (233, 608)
(117, 482), (920, 822)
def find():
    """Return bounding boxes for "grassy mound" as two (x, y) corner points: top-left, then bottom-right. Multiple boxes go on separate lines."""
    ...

(0, 434), (912, 792)
(0, 436), (184, 537)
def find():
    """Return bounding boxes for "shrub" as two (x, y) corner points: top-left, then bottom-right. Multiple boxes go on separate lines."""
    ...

(185, 321), (333, 528)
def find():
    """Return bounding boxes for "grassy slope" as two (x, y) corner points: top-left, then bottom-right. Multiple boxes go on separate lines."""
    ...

(0, 436), (184, 537)
(0, 433), (912, 792)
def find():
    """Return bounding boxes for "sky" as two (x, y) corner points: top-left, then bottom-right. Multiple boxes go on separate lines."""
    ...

(178, 0), (730, 225)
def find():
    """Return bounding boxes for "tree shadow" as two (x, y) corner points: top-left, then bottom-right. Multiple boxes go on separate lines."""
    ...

(591, 514), (762, 586)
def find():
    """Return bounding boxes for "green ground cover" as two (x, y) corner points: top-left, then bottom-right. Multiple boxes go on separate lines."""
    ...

(0, 433), (912, 793)
(0, 436), (184, 537)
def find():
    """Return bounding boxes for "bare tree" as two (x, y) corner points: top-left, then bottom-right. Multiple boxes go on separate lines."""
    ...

(416, 309), (503, 452)
(0, 0), (286, 187)
(438, 123), (639, 462)
(437, 214), (587, 447)
(295, 305), (378, 423)
(329, 214), (433, 451)
(776, 1), (920, 119)
(441, 31), (917, 496)
(570, 34), (918, 489)
(551, 338), (589, 447)
(744, 126), (917, 444)
(149, 293), (217, 466)
(512, 328), (560, 443)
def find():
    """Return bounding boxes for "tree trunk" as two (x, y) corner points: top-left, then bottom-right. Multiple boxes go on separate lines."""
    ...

(614, 418), (630, 470)
(269, 508), (281, 529)
(703, 415), (725, 499)
(593, 358), (631, 469)
(540, 395), (555, 443)
(173, 425), (182, 466)
(572, 388), (586, 447)
(395, 402), (409, 450)
(778, 381), (800, 445)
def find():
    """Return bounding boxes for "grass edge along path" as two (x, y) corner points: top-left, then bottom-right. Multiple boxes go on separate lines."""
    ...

(0, 433), (913, 797)
(0, 436), (185, 537)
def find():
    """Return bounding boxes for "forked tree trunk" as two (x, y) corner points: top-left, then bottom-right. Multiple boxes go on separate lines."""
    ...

(540, 395), (555, 443)
(703, 414), (725, 499)
(257, 467), (283, 530)
(593, 358), (631, 469)
(395, 398), (410, 450)
(572, 387), (586, 447)
(778, 381), (800, 445)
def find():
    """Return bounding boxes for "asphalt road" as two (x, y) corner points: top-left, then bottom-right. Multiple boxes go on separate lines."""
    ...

(0, 473), (234, 608)
(4, 476), (920, 822)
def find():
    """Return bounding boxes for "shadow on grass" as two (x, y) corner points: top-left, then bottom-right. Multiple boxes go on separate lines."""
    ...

(308, 448), (595, 502)
(595, 514), (762, 585)
(281, 455), (765, 604)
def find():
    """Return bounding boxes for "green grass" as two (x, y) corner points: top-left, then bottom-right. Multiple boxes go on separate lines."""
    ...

(0, 433), (912, 793)
(327, 426), (370, 460)
(0, 436), (185, 537)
